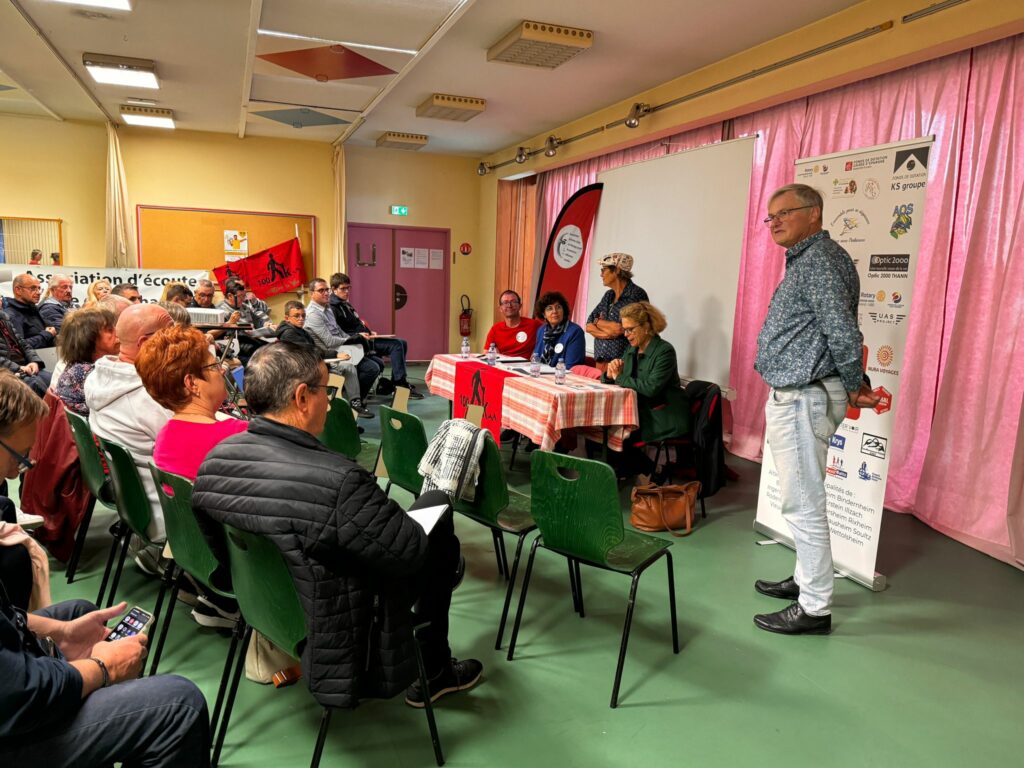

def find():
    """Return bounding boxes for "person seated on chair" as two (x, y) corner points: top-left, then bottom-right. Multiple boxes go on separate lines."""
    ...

(85, 279), (113, 307)
(192, 343), (482, 710)
(162, 283), (194, 309)
(601, 301), (688, 478)
(54, 307), (120, 417)
(0, 307), (50, 396)
(328, 272), (422, 400)
(0, 371), (211, 767)
(110, 283), (142, 304)
(484, 290), (543, 359)
(39, 275), (75, 332)
(216, 280), (273, 365)
(6, 274), (57, 350)
(533, 291), (585, 369)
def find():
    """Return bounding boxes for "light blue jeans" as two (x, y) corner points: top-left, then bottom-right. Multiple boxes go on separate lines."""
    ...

(764, 376), (848, 616)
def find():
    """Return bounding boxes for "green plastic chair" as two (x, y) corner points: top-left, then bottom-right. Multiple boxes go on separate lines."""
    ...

(451, 430), (536, 650)
(318, 397), (362, 460)
(378, 405), (427, 498)
(506, 451), (679, 708)
(64, 410), (117, 584)
(96, 437), (159, 609)
(215, 524), (444, 768)
(147, 466), (242, 740)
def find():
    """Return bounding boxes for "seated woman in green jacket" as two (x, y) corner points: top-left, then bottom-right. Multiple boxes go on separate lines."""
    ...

(601, 301), (689, 477)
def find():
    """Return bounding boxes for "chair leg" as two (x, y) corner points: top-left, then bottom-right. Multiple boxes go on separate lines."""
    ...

(105, 528), (133, 608)
(666, 551), (679, 654)
(490, 529), (507, 579)
(574, 560), (585, 618)
(497, 532), (509, 581)
(411, 630), (445, 766)
(610, 573), (642, 709)
(506, 538), (541, 661)
(568, 559), (580, 614)
(66, 497), (96, 584)
(148, 566), (182, 677)
(95, 522), (123, 606)
(211, 616), (246, 737)
(212, 624), (252, 767)
(509, 433), (520, 470)
(310, 708), (334, 768)
(143, 560), (177, 676)
(495, 533), (528, 650)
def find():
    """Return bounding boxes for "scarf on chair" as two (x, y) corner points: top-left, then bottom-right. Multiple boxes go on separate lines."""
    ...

(540, 321), (566, 365)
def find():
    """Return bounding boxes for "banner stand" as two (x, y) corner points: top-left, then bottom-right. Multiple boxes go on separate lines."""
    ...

(753, 522), (887, 592)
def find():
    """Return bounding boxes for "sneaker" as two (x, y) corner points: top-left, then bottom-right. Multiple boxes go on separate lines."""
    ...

(405, 657), (482, 708)
(191, 597), (240, 630)
(397, 381), (425, 400)
(14, 508), (44, 530)
(133, 547), (164, 578)
(174, 572), (202, 607)
(350, 398), (374, 419)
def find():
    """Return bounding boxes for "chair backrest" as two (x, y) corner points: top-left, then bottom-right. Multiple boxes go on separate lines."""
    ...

(530, 451), (624, 562)
(318, 397), (362, 460)
(453, 430), (509, 524)
(65, 410), (114, 505)
(379, 405), (427, 495)
(148, 465), (225, 595)
(222, 524), (306, 660)
(98, 437), (154, 543)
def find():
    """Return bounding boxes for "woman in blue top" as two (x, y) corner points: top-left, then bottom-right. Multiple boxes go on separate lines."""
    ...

(533, 291), (585, 369)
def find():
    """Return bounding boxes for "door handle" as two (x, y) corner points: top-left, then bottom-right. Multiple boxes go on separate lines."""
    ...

(356, 243), (377, 267)
(394, 283), (408, 310)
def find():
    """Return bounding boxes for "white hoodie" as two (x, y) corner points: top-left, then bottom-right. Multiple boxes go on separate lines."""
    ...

(84, 355), (172, 542)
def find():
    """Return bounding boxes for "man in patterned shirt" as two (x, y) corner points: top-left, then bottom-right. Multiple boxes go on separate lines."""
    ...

(753, 183), (878, 636)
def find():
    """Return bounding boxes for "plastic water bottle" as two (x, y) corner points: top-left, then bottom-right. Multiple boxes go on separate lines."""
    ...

(460, 337), (470, 359)
(529, 353), (541, 378)
(555, 360), (566, 385)
(487, 343), (497, 366)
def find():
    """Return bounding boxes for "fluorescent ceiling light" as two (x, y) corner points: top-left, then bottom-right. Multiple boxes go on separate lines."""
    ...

(258, 28), (417, 56)
(51, 0), (132, 9)
(83, 53), (159, 89)
(120, 105), (174, 129)
(124, 97), (157, 106)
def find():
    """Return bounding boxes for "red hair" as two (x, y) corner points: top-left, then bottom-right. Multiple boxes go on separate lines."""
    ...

(136, 325), (211, 411)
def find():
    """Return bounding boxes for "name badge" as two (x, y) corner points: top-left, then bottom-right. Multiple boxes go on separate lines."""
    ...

(554, 343), (564, 353)
(515, 331), (528, 343)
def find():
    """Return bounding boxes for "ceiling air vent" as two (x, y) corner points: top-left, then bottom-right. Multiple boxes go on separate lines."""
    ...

(487, 21), (593, 69)
(416, 93), (486, 122)
(376, 131), (429, 150)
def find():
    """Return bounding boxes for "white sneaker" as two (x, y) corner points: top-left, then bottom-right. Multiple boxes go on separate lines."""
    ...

(15, 508), (44, 530)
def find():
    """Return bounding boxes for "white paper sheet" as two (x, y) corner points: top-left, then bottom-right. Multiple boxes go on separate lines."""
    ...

(407, 504), (447, 535)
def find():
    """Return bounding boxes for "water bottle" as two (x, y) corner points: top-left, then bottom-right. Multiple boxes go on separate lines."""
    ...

(460, 337), (470, 359)
(529, 353), (541, 378)
(555, 359), (566, 385)
(486, 342), (497, 366)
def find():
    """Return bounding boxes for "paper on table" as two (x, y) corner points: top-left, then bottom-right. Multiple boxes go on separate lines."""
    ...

(511, 365), (557, 375)
(407, 504), (447, 535)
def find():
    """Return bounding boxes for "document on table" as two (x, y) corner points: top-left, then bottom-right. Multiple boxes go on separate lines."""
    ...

(407, 504), (447, 535)
(511, 365), (557, 375)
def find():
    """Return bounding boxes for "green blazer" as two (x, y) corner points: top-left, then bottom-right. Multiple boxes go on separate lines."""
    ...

(603, 335), (690, 442)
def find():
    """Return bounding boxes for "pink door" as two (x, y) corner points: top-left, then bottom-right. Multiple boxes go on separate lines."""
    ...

(346, 225), (394, 333)
(393, 227), (450, 361)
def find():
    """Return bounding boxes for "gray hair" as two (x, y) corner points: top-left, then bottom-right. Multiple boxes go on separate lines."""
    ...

(244, 343), (325, 415)
(158, 302), (192, 326)
(197, 279), (215, 290)
(769, 183), (823, 211)
(0, 371), (49, 435)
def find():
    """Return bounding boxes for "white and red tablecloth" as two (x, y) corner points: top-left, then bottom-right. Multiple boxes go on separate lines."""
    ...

(425, 354), (638, 451)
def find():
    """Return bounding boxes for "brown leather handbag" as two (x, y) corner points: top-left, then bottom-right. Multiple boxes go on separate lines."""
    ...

(630, 481), (701, 536)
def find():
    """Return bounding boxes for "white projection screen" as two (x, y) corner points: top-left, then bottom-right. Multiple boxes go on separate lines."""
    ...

(587, 136), (755, 389)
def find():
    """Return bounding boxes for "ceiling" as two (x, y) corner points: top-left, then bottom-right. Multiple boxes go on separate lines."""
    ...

(0, 0), (864, 155)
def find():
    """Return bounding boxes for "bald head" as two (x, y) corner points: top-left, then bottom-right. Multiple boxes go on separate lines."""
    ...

(116, 304), (173, 363)
(98, 294), (132, 318)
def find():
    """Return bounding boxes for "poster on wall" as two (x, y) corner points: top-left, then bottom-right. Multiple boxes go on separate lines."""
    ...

(224, 230), (248, 261)
(399, 247), (415, 269)
(0, 266), (209, 306)
(754, 135), (934, 591)
(429, 249), (444, 270)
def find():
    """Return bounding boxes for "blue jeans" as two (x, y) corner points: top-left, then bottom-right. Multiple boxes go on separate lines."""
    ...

(372, 337), (408, 383)
(764, 377), (847, 616)
(3, 600), (210, 767)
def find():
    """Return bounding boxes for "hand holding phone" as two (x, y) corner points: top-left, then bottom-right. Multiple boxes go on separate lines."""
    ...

(105, 606), (154, 641)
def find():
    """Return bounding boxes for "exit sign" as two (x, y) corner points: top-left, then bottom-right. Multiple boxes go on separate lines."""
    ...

(390, 205), (409, 216)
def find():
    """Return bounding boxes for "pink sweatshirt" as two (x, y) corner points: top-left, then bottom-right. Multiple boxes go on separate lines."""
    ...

(153, 418), (249, 481)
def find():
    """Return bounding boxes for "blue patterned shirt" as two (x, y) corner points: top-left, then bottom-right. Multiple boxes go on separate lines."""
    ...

(586, 280), (649, 360)
(755, 230), (864, 393)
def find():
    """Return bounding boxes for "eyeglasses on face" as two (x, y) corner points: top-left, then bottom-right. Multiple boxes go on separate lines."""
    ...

(0, 437), (35, 474)
(313, 287), (330, 294)
(499, 299), (520, 307)
(763, 205), (814, 225)
(288, 312), (306, 320)
(310, 383), (338, 399)
(202, 361), (229, 374)
(622, 324), (641, 336)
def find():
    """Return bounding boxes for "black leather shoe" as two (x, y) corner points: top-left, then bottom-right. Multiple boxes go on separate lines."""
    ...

(753, 602), (831, 635)
(754, 575), (800, 600)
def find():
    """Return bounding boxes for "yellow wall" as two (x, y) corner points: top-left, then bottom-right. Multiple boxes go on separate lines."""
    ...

(0, 117), (106, 265)
(345, 145), (482, 350)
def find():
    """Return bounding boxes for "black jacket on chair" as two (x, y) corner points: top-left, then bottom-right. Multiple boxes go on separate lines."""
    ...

(192, 417), (429, 709)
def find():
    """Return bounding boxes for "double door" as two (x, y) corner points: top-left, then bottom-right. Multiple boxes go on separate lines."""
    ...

(346, 224), (450, 361)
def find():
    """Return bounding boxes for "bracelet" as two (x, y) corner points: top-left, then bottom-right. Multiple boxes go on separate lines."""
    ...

(89, 656), (110, 688)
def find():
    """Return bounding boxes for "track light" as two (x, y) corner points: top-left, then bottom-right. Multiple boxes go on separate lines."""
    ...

(515, 147), (528, 164)
(477, 162), (490, 176)
(544, 136), (561, 157)
(624, 102), (650, 129)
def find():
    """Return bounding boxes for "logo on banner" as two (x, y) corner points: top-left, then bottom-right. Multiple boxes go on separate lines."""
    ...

(859, 291), (877, 307)
(861, 433), (888, 459)
(873, 386), (892, 415)
(831, 208), (869, 238)
(869, 253), (910, 277)
(887, 291), (905, 309)
(858, 461), (882, 482)
(553, 225), (584, 268)
(876, 346), (894, 367)
(868, 311), (907, 327)
(893, 146), (930, 175)
(890, 203), (914, 238)
(832, 178), (858, 197)
(843, 155), (888, 172)
(826, 456), (848, 479)
(876, 290), (886, 302)
(830, 434), (846, 450)
(863, 178), (881, 199)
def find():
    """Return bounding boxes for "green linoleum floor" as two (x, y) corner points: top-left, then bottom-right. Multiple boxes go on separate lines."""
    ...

(43, 364), (1024, 767)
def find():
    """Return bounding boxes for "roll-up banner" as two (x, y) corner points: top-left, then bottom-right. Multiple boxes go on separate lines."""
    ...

(0, 266), (210, 306)
(534, 183), (603, 313)
(754, 136), (934, 591)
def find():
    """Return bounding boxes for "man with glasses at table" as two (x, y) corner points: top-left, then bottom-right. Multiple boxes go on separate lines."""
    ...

(483, 289), (543, 360)
(753, 183), (880, 636)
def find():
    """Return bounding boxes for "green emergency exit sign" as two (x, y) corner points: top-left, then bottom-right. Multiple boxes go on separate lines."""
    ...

(390, 205), (409, 216)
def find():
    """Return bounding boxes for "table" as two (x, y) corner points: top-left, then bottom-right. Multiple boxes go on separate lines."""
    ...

(425, 354), (638, 451)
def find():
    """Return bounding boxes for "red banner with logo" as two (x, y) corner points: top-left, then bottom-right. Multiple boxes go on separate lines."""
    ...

(213, 237), (306, 299)
(453, 361), (516, 441)
(534, 183), (603, 313)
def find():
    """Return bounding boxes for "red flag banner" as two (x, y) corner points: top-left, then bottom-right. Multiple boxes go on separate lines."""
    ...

(534, 183), (603, 313)
(453, 361), (516, 441)
(213, 237), (306, 299)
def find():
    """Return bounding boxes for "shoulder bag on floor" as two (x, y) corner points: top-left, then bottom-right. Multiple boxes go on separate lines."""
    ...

(630, 481), (701, 536)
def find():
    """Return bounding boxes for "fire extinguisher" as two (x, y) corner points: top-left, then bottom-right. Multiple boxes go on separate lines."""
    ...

(458, 294), (473, 337)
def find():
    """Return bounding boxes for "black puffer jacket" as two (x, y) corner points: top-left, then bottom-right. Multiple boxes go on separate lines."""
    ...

(192, 417), (429, 708)
(0, 311), (43, 373)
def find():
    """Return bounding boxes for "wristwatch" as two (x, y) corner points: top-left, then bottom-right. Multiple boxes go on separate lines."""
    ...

(89, 656), (111, 688)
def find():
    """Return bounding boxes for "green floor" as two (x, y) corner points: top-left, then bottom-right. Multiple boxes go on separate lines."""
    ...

(46, 364), (1024, 767)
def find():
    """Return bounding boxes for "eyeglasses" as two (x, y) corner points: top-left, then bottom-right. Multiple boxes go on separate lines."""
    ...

(0, 437), (35, 474)
(313, 288), (330, 294)
(202, 361), (229, 374)
(499, 300), (520, 307)
(763, 205), (814, 225)
(310, 383), (338, 399)
(288, 313), (306, 320)
(622, 325), (640, 336)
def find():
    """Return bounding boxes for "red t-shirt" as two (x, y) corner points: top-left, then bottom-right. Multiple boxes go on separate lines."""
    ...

(484, 317), (544, 358)
(153, 417), (249, 481)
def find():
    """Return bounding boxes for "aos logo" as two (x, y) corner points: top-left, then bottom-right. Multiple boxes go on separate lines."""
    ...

(890, 203), (914, 239)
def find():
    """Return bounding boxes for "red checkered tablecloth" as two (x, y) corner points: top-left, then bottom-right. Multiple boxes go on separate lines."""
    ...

(425, 354), (638, 451)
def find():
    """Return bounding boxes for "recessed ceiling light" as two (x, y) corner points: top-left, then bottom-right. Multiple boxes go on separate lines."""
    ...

(120, 105), (174, 129)
(257, 28), (417, 56)
(83, 53), (159, 89)
(52, 0), (132, 10)
(124, 97), (157, 106)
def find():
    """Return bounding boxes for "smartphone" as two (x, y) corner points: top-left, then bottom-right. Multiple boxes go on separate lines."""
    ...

(105, 606), (154, 641)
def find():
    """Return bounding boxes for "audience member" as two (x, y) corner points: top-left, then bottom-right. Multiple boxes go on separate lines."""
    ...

(235, 279), (272, 326)
(54, 307), (119, 416)
(163, 283), (194, 307)
(0, 308), (50, 396)
(191, 279), (217, 309)
(85, 279), (112, 306)
(533, 291), (584, 368)
(39, 274), (75, 331)
(586, 252), (648, 369)
(216, 280), (272, 364)
(193, 343), (482, 709)
(483, 290), (542, 358)
(158, 302), (192, 327)
(110, 283), (142, 304)
(5, 274), (57, 349)
(28, 249), (42, 266)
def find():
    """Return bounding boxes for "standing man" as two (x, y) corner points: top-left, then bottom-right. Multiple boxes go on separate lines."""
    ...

(39, 274), (75, 331)
(328, 273), (422, 400)
(483, 290), (542, 358)
(5, 274), (57, 349)
(753, 183), (879, 635)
